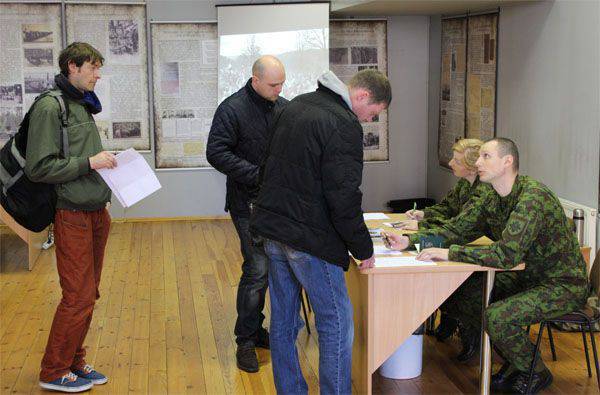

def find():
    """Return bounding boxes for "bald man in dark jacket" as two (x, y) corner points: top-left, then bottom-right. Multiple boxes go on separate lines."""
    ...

(207, 56), (287, 373)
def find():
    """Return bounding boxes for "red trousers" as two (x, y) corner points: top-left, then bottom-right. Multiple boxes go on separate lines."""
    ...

(40, 208), (111, 382)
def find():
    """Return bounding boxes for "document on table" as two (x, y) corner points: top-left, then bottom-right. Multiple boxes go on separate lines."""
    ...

(363, 212), (390, 220)
(375, 256), (436, 267)
(97, 148), (161, 208)
(373, 244), (406, 256)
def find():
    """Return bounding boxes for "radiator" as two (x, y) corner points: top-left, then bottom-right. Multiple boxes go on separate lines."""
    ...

(559, 197), (597, 266)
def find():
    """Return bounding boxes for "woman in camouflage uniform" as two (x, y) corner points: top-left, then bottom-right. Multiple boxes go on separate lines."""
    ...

(399, 138), (486, 231)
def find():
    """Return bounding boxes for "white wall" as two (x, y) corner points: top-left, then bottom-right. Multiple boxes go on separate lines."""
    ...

(362, 16), (430, 211)
(109, 2), (431, 218)
(427, 1), (600, 240)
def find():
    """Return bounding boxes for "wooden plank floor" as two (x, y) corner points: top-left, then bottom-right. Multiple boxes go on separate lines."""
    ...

(0, 220), (599, 394)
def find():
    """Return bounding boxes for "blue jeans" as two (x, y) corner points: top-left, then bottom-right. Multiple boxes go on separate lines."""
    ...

(264, 240), (353, 395)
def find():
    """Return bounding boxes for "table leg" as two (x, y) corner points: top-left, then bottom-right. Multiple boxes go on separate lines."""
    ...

(480, 270), (495, 395)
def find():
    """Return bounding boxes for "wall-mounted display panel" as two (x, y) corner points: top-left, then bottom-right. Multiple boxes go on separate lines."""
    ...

(330, 20), (389, 162)
(152, 23), (217, 169)
(66, 3), (150, 151)
(0, 2), (62, 148)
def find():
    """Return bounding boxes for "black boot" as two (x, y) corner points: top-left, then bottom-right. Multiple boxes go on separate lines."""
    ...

(456, 327), (480, 363)
(491, 363), (520, 392)
(236, 345), (259, 373)
(434, 314), (458, 342)
(510, 368), (553, 394)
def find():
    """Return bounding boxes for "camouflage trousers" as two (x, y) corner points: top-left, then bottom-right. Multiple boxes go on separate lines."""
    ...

(441, 272), (587, 372)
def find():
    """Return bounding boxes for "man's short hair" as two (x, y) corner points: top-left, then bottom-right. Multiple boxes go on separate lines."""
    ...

(488, 137), (519, 171)
(59, 42), (104, 76)
(348, 70), (392, 106)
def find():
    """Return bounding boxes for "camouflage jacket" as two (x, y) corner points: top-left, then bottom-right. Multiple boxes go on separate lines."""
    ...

(420, 177), (490, 230)
(410, 175), (587, 285)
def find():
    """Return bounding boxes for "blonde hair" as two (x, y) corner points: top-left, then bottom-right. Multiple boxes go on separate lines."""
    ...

(452, 138), (483, 171)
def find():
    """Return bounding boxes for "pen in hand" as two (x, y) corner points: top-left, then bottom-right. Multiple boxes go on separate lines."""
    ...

(407, 201), (418, 220)
(381, 231), (391, 249)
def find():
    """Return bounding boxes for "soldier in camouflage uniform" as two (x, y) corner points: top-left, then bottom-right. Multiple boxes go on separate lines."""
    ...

(384, 138), (588, 394)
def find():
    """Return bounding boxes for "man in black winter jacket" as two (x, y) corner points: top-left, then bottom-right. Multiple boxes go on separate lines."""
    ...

(206, 55), (287, 373)
(250, 69), (391, 394)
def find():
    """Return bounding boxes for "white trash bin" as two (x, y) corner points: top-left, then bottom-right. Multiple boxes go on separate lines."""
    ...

(379, 334), (423, 379)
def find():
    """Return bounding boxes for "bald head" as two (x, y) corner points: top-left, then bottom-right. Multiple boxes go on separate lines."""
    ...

(251, 55), (286, 102)
(252, 55), (284, 78)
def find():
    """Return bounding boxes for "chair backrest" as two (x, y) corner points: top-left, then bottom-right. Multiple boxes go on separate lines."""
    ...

(589, 249), (600, 298)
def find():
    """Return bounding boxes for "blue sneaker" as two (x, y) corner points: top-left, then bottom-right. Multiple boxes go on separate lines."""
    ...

(39, 372), (93, 392)
(72, 364), (108, 385)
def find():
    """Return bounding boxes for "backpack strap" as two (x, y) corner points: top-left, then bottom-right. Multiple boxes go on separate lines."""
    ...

(0, 143), (24, 194)
(46, 90), (70, 158)
(1, 168), (23, 196)
(10, 139), (26, 168)
(0, 140), (25, 196)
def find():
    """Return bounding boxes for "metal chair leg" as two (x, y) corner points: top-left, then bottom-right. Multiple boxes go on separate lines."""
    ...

(527, 322), (546, 394)
(586, 319), (600, 390)
(300, 289), (311, 335)
(581, 324), (592, 377)
(547, 324), (557, 361)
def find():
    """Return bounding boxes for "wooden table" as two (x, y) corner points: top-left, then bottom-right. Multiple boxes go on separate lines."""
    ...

(348, 213), (522, 395)
(0, 204), (48, 270)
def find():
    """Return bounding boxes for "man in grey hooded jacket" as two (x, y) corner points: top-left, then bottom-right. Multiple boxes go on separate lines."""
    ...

(250, 69), (391, 394)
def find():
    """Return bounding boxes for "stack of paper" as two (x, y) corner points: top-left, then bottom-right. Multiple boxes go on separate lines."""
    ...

(375, 256), (435, 267)
(373, 245), (405, 255)
(97, 148), (161, 208)
(363, 212), (390, 220)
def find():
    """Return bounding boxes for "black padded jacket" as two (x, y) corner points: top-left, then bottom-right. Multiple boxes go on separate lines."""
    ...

(207, 79), (288, 216)
(250, 84), (373, 269)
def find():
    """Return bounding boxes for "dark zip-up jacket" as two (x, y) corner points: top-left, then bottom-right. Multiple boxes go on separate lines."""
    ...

(207, 79), (288, 216)
(250, 83), (373, 269)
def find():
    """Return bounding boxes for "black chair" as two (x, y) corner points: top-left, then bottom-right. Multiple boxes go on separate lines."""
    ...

(526, 249), (600, 393)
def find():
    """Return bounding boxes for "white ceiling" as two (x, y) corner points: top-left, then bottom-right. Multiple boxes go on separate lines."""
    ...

(330, 0), (535, 16)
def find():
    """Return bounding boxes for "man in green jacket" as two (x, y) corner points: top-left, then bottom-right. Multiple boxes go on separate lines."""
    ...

(25, 42), (117, 393)
(384, 137), (587, 394)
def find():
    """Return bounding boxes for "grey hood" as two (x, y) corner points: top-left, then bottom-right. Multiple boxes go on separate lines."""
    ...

(317, 70), (353, 110)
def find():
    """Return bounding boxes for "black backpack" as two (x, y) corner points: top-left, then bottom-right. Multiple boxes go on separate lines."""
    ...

(0, 90), (69, 232)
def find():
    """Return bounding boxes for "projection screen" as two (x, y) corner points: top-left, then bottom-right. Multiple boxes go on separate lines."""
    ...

(217, 2), (330, 103)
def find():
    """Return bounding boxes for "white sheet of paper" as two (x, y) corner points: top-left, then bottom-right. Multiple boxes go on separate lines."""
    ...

(373, 245), (405, 255)
(363, 212), (390, 220)
(375, 256), (435, 267)
(97, 148), (161, 208)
